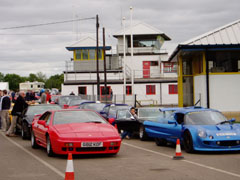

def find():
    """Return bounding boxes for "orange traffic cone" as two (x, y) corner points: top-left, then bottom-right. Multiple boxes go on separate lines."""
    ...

(173, 139), (184, 160)
(65, 153), (75, 180)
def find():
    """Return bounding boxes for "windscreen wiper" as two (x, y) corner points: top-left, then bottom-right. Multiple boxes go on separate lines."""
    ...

(217, 120), (229, 125)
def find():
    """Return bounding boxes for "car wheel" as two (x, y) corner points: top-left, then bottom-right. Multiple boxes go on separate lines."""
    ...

(46, 136), (54, 157)
(21, 122), (30, 140)
(155, 138), (167, 146)
(183, 131), (194, 153)
(139, 125), (149, 141)
(31, 131), (39, 149)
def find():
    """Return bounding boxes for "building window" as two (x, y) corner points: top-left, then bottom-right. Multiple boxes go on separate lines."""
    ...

(78, 87), (87, 95)
(163, 62), (177, 73)
(76, 50), (81, 59)
(146, 85), (156, 95)
(82, 50), (88, 60)
(126, 86), (132, 95)
(151, 61), (159, 66)
(208, 51), (240, 73)
(169, 85), (178, 94)
(89, 49), (95, 60)
(74, 49), (103, 60)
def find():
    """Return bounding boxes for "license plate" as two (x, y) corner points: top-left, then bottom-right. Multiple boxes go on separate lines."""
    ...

(81, 142), (103, 147)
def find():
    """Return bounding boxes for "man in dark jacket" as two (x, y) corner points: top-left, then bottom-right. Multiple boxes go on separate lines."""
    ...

(6, 91), (28, 137)
(0, 90), (11, 132)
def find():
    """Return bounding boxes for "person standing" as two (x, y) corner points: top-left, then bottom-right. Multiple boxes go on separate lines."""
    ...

(40, 89), (47, 104)
(0, 90), (11, 132)
(121, 107), (138, 139)
(6, 91), (28, 137)
(46, 90), (51, 103)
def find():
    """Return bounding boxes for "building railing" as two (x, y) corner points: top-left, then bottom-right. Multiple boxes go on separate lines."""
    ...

(79, 94), (178, 107)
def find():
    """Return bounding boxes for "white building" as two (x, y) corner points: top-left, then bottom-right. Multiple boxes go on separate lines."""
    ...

(0, 82), (9, 91)
(19, 81), (44, 92)
(62, 22), (178, 106)
(168, 19), (240, 115)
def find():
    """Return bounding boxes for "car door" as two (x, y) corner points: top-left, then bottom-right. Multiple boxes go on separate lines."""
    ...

(116, 110), (139, 132)
(32, 112), (48, 141)
(144, 112), (182, 141)
(37, 112), (52, 147)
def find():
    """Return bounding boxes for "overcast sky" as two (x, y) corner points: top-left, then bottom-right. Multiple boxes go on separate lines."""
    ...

(0, 0), (239, 77)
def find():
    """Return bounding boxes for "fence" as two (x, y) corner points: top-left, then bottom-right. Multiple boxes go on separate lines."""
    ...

(79, 94), (178, 107)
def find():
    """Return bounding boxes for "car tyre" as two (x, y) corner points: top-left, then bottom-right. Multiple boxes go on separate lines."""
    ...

(31, 131), (39, 149)
(21, 122), (30, 140)
(155, 138), (167, 146)
(139, 125), (149, 141)
(46, 136), (55, 157)
(183, 131), (194, 153)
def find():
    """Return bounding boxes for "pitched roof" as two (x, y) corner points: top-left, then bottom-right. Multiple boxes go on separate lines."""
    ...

(113, 21), (171, 40)
(66, 36), (111, 51)
(168, 19), (240, 62)
(182, 19), (240, 45)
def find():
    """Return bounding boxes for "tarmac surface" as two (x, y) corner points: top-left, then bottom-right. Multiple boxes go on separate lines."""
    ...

(1, 131), (240, 180)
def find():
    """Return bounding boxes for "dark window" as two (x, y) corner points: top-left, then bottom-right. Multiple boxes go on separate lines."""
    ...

(208, 51), (240, 73)
(151, 61), (159, 66)
(169, 85), (178, 94)
(78, 87), (87, 95)
(146, 85), (156, 95)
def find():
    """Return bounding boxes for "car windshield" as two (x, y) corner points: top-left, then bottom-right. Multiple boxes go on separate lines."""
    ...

(184, 111), (227, 125)
(82, 103), (106, 112)
(53, 111), (107, 125)
(138, 108), (163, 118)
(109, 105), (129, 116)
(58, 96), (81, 106)
(26, 105), (61, 116)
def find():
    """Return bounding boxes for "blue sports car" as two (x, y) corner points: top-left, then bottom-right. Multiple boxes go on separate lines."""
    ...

(144, 107), (240, 153)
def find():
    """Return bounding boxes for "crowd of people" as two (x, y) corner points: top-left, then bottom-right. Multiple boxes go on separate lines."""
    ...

(0, 89), (53, 137)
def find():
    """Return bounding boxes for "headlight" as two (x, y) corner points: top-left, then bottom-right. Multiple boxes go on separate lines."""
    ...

(110, 142), (118, 146)
(198, 130), (207, 138)
(64, 143), (74, 147)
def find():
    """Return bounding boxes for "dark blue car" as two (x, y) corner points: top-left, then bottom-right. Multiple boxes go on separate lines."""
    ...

(144, 107), (240, 153)
(100, 104), (130, 121)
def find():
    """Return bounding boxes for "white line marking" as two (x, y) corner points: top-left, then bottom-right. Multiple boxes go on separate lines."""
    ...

(122, 142), (240, 178)
(1, 132), (65, 178)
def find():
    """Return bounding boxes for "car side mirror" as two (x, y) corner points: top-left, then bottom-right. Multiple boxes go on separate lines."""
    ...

(63, 104), (69, 109)
(168, 120), (177, 124)
(229, 118), (236, 123)
(108, 118), (115, 125)
(38, 120), (46, 126)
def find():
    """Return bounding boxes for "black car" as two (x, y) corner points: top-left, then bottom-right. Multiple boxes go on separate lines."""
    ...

(115, 107), (179, 141)
(18, 104), (61, 139)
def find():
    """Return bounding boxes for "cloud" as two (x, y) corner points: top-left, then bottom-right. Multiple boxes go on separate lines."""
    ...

(0, 0), (239, 77)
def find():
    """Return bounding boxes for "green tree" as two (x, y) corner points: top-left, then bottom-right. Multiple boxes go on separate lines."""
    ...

(45, 74), (64, 90)
(36, 72), (47, 82)
(4, 74), (25, 91)
(0, 72), (4, 81)
(28, 73), (38, 82)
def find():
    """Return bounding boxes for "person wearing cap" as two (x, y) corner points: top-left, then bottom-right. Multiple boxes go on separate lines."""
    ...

(6, 91), (28, 137)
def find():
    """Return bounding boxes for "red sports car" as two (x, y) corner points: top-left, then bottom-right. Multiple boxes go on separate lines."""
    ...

(31, 109), (121, 156)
